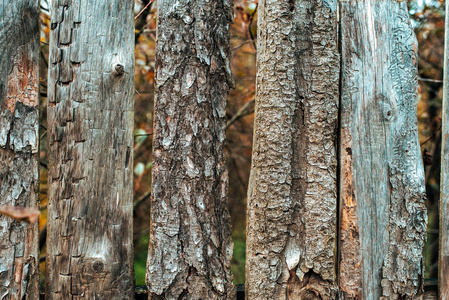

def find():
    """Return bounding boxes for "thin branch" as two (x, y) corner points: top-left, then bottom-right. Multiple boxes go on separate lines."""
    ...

(232, 40), (254, 52)
(135, 0), (155, 21)
(418, 77), (443, 83)
(420, 135), (434, 146)
(227, 98), (255, 129)
(40, 130), (47, 140)
(134, 133), (153, 138)
(248, 3), (258, 51)
(134, 191), (151, 210)
(41, 50), (48, 68)
(420, 122), (442, 146)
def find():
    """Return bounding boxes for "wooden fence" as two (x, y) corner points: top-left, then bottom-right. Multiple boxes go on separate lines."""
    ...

(0, 0), (447, 299)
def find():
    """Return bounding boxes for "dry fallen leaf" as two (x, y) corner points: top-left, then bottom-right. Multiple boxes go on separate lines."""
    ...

(0, 205), (39, 223)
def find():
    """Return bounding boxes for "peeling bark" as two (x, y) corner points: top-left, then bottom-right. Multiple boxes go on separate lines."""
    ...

(146, 0), (235, 299)
(0, 1), (40, 299)
(339, 2), (427, 299)
(440, 1), (449, 298)
(46, 1), (135, 298)
(245, 0), (339, 298)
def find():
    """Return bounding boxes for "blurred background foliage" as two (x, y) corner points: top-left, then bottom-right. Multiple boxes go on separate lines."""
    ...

(37, 0), (443, 287)
(411, 0), (445, 280)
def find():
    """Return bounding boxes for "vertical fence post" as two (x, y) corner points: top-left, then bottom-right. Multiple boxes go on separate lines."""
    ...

(46, 0), (135, 298)
(0, 1), (40, 298)
(245, 0), (339, 298)
(439, 0), (449, 298)
(146, 1), (235, 298)
(339, 1), (427, 298)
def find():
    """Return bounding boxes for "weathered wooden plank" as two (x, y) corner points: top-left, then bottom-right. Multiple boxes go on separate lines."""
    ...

(146, 0), (236, 299)
(0, 1), (40, 299)
(339, 1), (427, 299)
(440, 0), (449, 298)
(46, 0), (135, 298)
(245, 0), (339, 298)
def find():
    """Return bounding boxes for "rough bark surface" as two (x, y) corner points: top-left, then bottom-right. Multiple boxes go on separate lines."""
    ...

(339, 1), (427, 299)
(440, 1), (449, 298)
(46, 0), (135, 298)
(245, 0), (339, 298)
(0, 1), (40, 299)
(146, 0), (235, 299)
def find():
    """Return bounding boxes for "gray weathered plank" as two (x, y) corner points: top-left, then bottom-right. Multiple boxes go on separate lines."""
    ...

(245, 0), (340, 298)
(46, 0), (135, 298)
(0, 1), (40, 299)
(146, 0), (236, 299)
(339, 1), (427, 299)
(440, 0), (449, 298)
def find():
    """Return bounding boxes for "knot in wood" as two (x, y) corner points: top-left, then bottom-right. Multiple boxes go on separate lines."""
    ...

(92, 259), (105, 273)
(384, 107), (394, 121)
(378, 98), (394, 121)
(112, 63), (125, 76)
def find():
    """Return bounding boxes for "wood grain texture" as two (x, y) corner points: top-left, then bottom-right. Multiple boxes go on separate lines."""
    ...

(339, 1), (427, 299)
(146, 0), (235, 299)
(0, 1), (40, 299)
(46, 0), (135, 298)
(440, 0), (449, 298)
(245, 0), (339, 298)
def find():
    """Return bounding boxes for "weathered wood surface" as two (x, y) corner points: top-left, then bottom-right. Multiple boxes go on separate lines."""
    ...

(339, 1), (427, 299)
(46, 0), (135, 298)
(440, 0), (449, 298)
(146, 0), (236, 299)
(0, 1), (40, 299)
(245, 0), (339, 298)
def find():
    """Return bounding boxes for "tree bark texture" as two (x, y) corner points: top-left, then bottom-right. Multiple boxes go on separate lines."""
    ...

(147, 0), (235, 299)
(339, 1), (427, 299)
(146, 1), (236, 299)
(46, 0), (135, 298)
(0, 1), (40, 299)
(245, 0), (339, 298)
(440, 0), (449, 298)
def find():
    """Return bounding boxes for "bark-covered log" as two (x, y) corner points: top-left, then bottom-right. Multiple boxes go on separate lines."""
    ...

(245, 0), (339, 298)
(0, 1), (40, 299)
(146, 1), (235, 299)
(440, 0), (449, 298)
(46, 0), (135, 298)
(339, 2), (427, 299)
